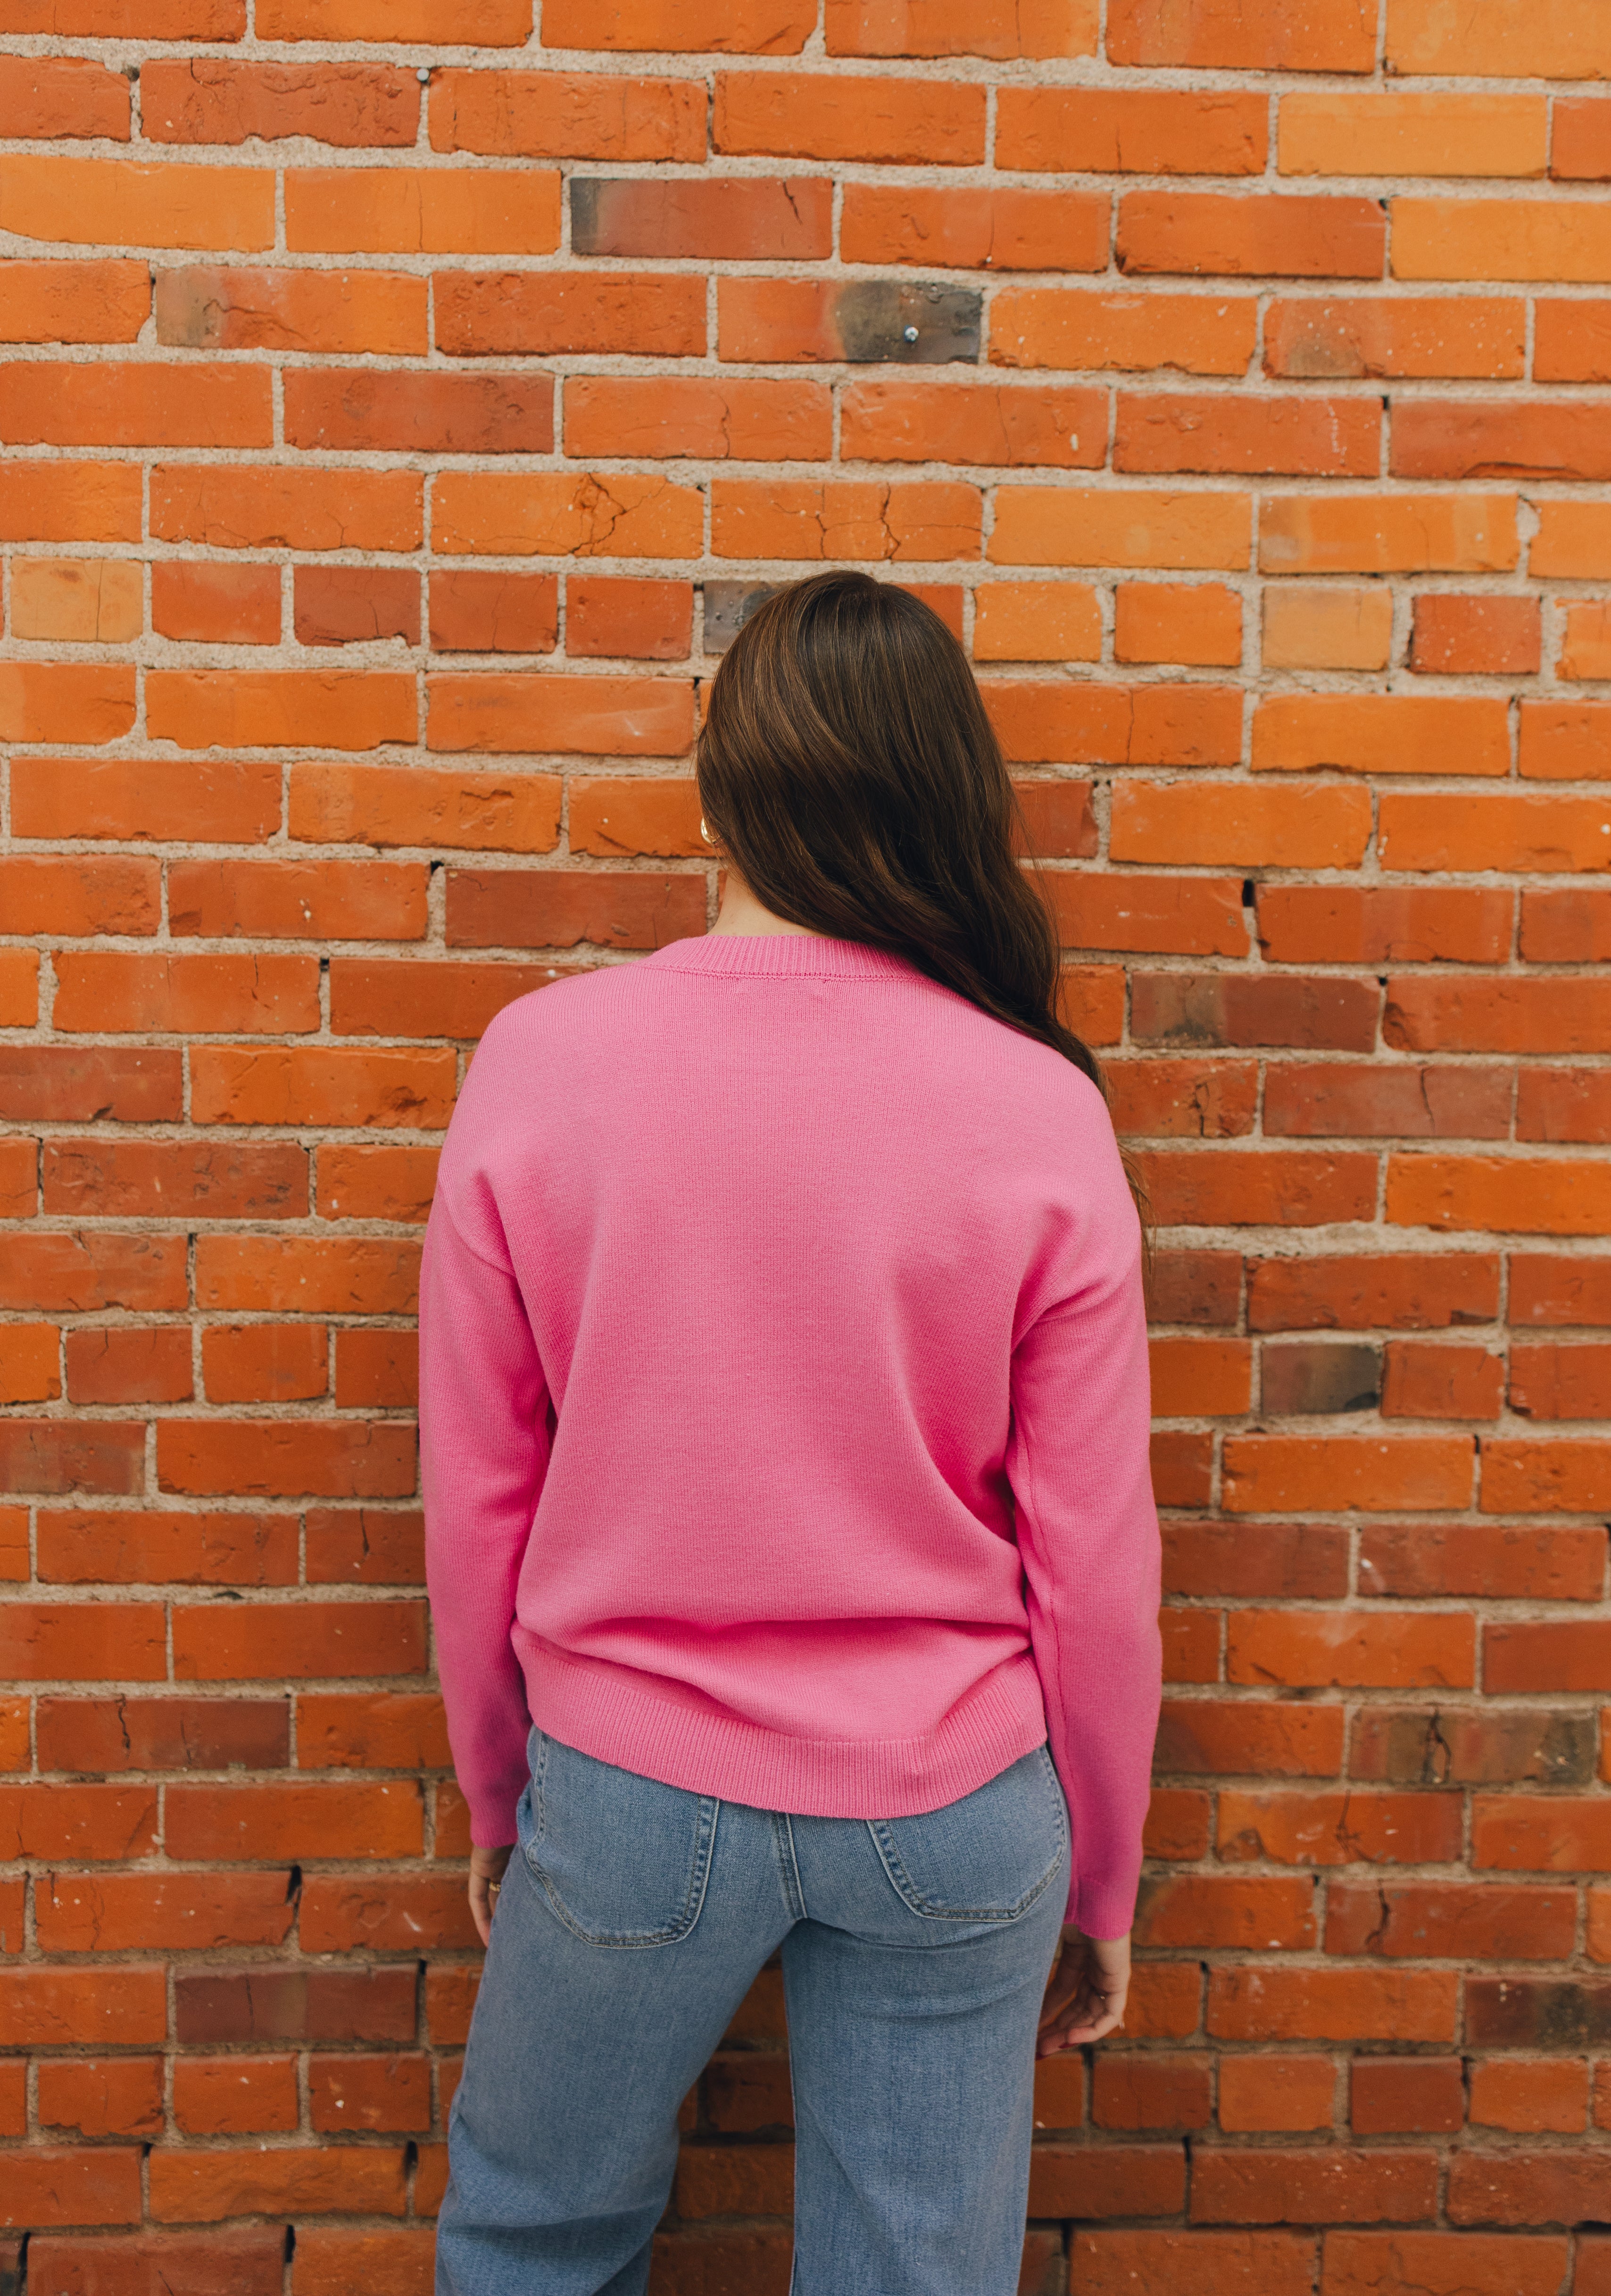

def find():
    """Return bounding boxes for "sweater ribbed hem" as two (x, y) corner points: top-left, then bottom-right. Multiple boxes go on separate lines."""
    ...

(642, 931), (919, 983)
(515, 1637), (1052, 1818)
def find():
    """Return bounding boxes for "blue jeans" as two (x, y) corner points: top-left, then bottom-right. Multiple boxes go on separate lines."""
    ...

(437, 1727), (1071, 2296)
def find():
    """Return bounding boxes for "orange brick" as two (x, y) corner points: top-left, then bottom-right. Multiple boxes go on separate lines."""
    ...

(711, 480), (981, 564)
(1394, 200), (1611, 283)
(1, 460), (141, 544)
(0, 156), (273, 249)
(1388, 0), (1611, 76)
(1118, 193), (1385, 279)
(9, 558), (142, 644)
(429, 69), (705, 159)
(435, 269), (705, 357)
(1112, 781), (1371, 870)
(714, 73), (985, 164)
(1260, 494), (1517, 575)
(1222, 1437), (1473, 1513)
(155, 265), (427, 355)
(147, 671), (415, 752)
(286, 167), (559, 255)
(1262, 586), (1393, 670)
(990, 289), (1257, 374)
(1470, 2059), (1588, 2135)
(1412, 596), (1541, 677)
(433, 471), (700, 559)
(541, 0), (811, 47)
(973, 583), (1102, 663)
(990, 488), (1250, 570)
(1109, 0), (1374, 70)
(1379, 793), (1611, 874)
(1252, 696), (1510, 778)
(824, 0), (1095, 55)
(0, 359), (269, 450)
(151, 465), (421, 553)
(1533, 503), (1611, 579)
(999, 87), (1265, 174)
(1115, 392), (1377, 475)
(291, 764), (561, 852)
(841, 381), (1105, 468)
(1264, 295), (1525, 380)
(1115, 583), (1242, 666)
(259, 0), (529, 30)
(142, 57), (416, 145)
(427, 674), (694, 756)
(1553, 100), (1611, 182)
(429, 570), (558, 654)
(841, 184), (1107, 271)
(1536, 300), (1611, 381)
(0, 663), (136, 746)
(151, 564), (280, 646)
(565, 377), (830, 462)
(565, 579), (692, 659)
(1280, 94), (1546, 178)
(1387, 1156), (1611, 1237)
(1560, 606), (1611, 683)
(5, 58), (126, 144)
(0, 259), (149, 345)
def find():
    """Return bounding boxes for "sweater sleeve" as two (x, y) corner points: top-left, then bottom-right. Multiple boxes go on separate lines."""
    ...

(419, 1185), (551, 1847)
(1006, 1149), (1162, 1940)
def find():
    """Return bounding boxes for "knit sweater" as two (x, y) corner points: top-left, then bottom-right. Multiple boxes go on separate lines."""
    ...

(419, 930), (1162, 1938)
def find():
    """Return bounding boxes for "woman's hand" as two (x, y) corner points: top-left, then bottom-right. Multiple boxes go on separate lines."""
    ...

(468, 1842), (515, 1948)
(1037, 1927), (1130, 2054)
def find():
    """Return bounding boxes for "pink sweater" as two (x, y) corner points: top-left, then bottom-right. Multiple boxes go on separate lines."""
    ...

(419, 931), (1161, 1938)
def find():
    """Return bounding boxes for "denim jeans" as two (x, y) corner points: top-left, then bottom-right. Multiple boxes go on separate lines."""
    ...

(436, 1727), (1071, 2296)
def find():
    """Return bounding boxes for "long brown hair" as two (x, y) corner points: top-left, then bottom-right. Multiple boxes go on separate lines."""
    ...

(697, 569), (1106, 1094)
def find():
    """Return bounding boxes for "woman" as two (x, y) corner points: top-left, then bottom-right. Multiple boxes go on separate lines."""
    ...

(420, 571), (1162, 2296)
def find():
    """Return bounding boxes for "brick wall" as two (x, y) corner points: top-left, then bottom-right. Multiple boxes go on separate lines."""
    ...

(2, 0), (1610, 2288)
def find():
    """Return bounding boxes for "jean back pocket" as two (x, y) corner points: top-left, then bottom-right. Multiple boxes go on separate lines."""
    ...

(521, 1729), (719, 1949)
(868, 1745), (1067, 1923)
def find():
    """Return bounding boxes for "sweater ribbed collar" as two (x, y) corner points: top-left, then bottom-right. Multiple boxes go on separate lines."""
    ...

(644, 932), (918, 981)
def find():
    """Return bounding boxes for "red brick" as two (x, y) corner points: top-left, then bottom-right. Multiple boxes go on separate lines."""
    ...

(1191, 2147), (1438, 2226)
(1072, 2231), (1318, 2295)
(27, 2232), (286, 2293)
(1265, 1066), (1510, 1143)
(62, 1329), (193, 1406)
(258, 0), (528, 32)
(329, 960), (565, 1038)
(150, 464), (420, 552)
(1351, 2059), (1464, 2135)
(1447, 2151), (1611, 2229)
(38, 2058), (164, 2139)
(1154, 1699), (1343, 1778)
(446, 868), (705, 951)
(170, 858), (426, 941)
(1219, 2059), (1335, 2133)
(174, 2056), (300, 2138)
(1324, 2234), (1568, 2296)
(157, 1420), (417, 1502)
(566, 578), (693, 659)
(148, 2145), (408, 2224)
(141, 58), (418, 145)
(1218, 1790), (1463, 1868)
(37, 1694), (289, 1775)
(1139, 1150), (1377, 1228)
(286, 368), (551, 455)
(1326, 1880), (1578, 1960)
(304, 1506), (425, 1583)
(1510, 1339), (1611, 1416)
(53, 952), (319, 1037)
(0, 2149), (143, 2231)
(1469, 2059), (1588, 2134)
(1107, 1057), (1257, 1135)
